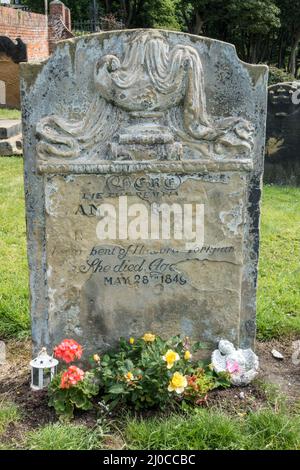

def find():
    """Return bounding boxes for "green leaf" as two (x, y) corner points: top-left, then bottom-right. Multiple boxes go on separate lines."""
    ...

(108, 384), (126, 394)
(191, 341), (206, 353)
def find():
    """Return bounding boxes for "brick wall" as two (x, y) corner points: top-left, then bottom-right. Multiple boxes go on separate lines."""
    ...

(50, 1), (71, 31)
(0, 2), (73, 108)
(0, 6), (49, 61)
(48, 1), (73, 54)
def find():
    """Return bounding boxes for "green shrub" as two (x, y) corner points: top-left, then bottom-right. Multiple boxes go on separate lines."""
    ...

(94, 334), (230, 411)
(48, 370), (99, 418)
(268, 66), (295, 86)
(48, 334), (230, 417)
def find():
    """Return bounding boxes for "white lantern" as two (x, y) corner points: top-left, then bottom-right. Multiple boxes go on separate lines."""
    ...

(30, 347), (58, 391)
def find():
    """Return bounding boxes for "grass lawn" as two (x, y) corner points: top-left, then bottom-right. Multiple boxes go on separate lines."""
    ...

(0, 109), (21, 120)
(0, 397), (299, 450)
(0, 157), (299, 340)
(257, 186), (300, 339)
(125, 407), (300, 450)
(0, 158), (29, 338)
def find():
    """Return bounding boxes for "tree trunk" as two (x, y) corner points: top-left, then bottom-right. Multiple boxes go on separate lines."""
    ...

(249, 36), (258, 63)
(125, 0), (134, 27)
(288, 31), (300, 76)
(192, 12), (204, 36)
(277, 31), (286, 68)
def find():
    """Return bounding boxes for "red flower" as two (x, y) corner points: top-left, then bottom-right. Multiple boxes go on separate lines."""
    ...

(60, 366), (84, 389)
(54, 339), (83, 363)
(187, 375), (197, 384)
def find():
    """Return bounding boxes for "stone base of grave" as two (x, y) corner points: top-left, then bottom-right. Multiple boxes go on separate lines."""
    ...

(0, 120), (22, 139)
(0, 134), (23, 156)
(0, 120), (23, 156)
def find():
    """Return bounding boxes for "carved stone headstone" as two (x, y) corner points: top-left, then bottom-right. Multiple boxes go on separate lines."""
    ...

(265, 82), (300, 185)
(21, 30), (268, 356)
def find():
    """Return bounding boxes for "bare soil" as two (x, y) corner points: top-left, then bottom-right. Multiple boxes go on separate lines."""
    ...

(256, 337), (300, 403)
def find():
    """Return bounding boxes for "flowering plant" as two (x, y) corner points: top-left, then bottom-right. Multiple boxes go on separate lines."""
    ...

(48, 335), (231, 416)
(168, 372), (188, 394)
(54, 339), (83, 363)
(48, 339), (99, 418)
(60, 365), (85, 389)
(183, 367), (231, 406)
(94, 334), (230, 411)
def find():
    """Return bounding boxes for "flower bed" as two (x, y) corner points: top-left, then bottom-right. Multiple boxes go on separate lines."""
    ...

(48, 334), (232, 418)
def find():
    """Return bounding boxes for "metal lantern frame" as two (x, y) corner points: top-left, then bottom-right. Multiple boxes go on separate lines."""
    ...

(30, 347), (58, 391)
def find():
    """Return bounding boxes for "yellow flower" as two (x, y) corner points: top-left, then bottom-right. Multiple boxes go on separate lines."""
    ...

(184, 350), (192, 361)
(125, 372), (134, 382)
(93, 354), (100, 363)
(142, 333), (156, 342)
(168, 372), (187, 394)
(162, 349), (180, 369)
(129, 337), (135, 344)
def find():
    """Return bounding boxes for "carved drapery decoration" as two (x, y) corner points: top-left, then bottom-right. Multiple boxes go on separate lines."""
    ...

(36, 31), (254, 163)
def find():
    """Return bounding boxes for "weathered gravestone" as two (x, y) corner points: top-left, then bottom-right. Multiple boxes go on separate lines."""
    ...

(20, 30), (268, 357)
(265, 82), (300, 185)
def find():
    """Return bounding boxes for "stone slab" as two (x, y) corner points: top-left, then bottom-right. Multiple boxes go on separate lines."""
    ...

(0, 133), (22, 155)
(0, 119), (22, 139)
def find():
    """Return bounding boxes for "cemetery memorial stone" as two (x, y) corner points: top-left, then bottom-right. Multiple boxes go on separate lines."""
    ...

(20, 30), (268, 357)
(265, 82), (300, 186)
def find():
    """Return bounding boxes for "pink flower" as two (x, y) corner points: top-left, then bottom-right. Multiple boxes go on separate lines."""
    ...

(54, 339), (83, 363)
(226, 360), (240, 374)
(60, 366), (84, 389)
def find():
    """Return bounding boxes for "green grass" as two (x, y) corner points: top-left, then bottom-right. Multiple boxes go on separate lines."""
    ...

(125, 408), (300, 450)
(1, 393), (299, 450)
(0, 400), (21, 436)
(25, 423), (104, 450)
(0, 109), (21, 120)
(0, 159), (299, 340)
(257, 186), (300, 339)
(0, 158), (30, 338)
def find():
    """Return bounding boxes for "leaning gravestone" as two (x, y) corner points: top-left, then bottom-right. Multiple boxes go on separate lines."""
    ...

(265, 82), (300, 185)
(21, 30), (268, 357)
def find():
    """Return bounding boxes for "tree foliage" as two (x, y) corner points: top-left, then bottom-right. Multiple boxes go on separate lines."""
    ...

(21, 0), (300, 77)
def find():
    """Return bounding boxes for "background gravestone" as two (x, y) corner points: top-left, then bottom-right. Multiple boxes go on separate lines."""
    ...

(265, 82), (300, 186)
(20, 30), (268, 357)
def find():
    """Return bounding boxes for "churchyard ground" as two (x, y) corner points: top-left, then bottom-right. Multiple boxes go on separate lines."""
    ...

(0, 109), (21, 120)
(0, 157), (299, 450)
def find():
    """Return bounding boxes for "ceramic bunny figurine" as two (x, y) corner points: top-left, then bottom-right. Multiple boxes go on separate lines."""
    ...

(211, 339), (259, 386)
